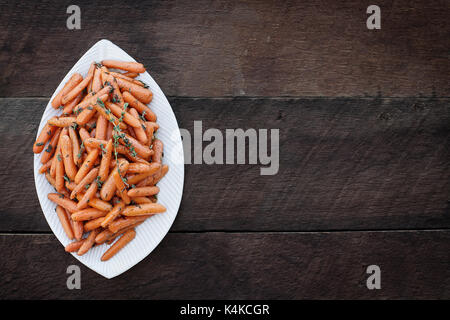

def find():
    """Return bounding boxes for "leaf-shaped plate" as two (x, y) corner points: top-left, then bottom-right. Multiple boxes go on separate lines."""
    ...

(33, 39), (184, 279)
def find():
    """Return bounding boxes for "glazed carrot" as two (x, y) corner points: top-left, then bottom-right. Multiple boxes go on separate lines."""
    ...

(118, 133), (152, 160)
(98, 139), (113, 182)
(104, 73), (124, 107)
(144, 123), (154, 147)
(113, 169), (131, 204)
(45, 172), (69, 197)
(62, 63), (95, 104)
(92, 67), (102, 92)
(68, 126), (82, 167)
(39, 158), (53, 174)
(109, 71), (145, 87)
(122, 91), (156, 121)
(40, 127), (62, 164)
(60, 135), (77, 181)
(88, 198), (113, 212)
(78, 127), (93, 153)
(55, 145), (65, 193)
(65, 181), (77, 191)
(108, 220), (144, 243)
(127, 186), (159, 198)
(76, 182), (98, 210)
(126, 163), (161, 185)
(56, 205), (74, 240)
(115, 77), (152, 104)
(72, 220), (84, 241)
(101, 200), (125, 228)
(152, 139), (164, 163)
(127, 163), (153, 173)
(93, 97), (127, 130)
(101, 229), (136, 261)
(130, 196), (153, 204)
(65, 239), (85, 252)
(48, 193), (78, 213)
(62, 92), (82, 115)
(152, 164), (169, 185)
(72, 208), (106, 221)
(78, 228), (100, 256)
(115, 144), (152, 164)
(122, 203), (166, 216)
(48, 116), (77, 127)
(84, 137), (108, 149)
(101, 60), (146, 73)
(34, 124), (57, 154)
(76, 91), (110, 126)
(84, 217), (105, 232)
(70, 167), (98, 199)
(100, 159), (128, 201)
(106, 122), (113, 140)
(105, 101), (141, 128)
(95, 228), (114, 244)
(95, 115), (108, 140)
(129, 108), (148, 144)
(51, 73), (83, 108)
(74, 86), (111, 114)
(122, 71), (139, 78)
(108, 216), (148, 233)
(74, 148), (99, 184)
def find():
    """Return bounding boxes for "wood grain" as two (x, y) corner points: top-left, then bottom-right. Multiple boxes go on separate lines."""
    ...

(1, 231), (450, 299)
(0, 0), (448, 97)
(1, 97), (449, 232)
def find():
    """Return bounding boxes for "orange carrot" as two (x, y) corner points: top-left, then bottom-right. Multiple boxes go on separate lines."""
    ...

(122, 203), (166, 216)
(122, 91), (156, 119)
(113, 169), (131, 204)
(101, 200), (125, 228)
(56, 205), (74, 240)
(70, 167), (98, 199)
(127, 186), (159, 198)
(101, 229), (136, 261)
(34, 124), (57, 154)
(76, 182), (98, 210)
(101, 60), (145, 73)
(72, 208), (106, 221)
(62, 63), (95, 104)
(84, 217), (105, 232)
(129, 108), (148, 144)
(51, 73), (83, 108)
(105, 101), (141, 128)
(60, 135), (77, 181)
(40, 127), (62, 164)
(116, 77), (152, 104)
(95, 115), (108, 140)
(78, 228), (100, 256)
(74, 148), (99, 184)
(62, 93), (82, 115)
(98, 139), (113, 182)
(65, 239), (85, 252)
(88, 198), (113, 212)
(48, 193), (78, 213)
(68, 126), (82, 167)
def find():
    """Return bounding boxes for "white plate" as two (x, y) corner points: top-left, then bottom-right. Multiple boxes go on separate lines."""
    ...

(33, 39), (184, 279)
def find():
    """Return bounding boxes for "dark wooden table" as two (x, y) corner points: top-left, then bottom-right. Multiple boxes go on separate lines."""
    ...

(1, 0), (449, 299)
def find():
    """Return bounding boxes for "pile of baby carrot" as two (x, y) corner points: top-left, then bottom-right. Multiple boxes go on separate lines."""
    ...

(33, 59), (168, 261)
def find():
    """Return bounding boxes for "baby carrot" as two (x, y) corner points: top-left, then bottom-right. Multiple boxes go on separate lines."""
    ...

(33, 123), (57, 154)
(60, 135), (77, 181)
(98, 139), (113, 182)
(101, 200), (125, 228)
(127, 186), (159, 198)
(72, 208), (106, 221)
(105, 101), (141, 128)
(115, 77), (152, 104)
(51, 73), (83, 108)
(40, 127), (62, 164)
(76, 182), (98, 210)
(65, 239), (85, 252)
(78, 228), (100, 256)
(56, 205), (74, 240)
(74, 148), (99, 184)
(122, 91), (156, 120)
(48, 193), (78, 213)
(70, 167), (98, 199)
(101, 60), (145, 73)
(62, 63), (95, 104)
(101, 229), (136, 261)
(121, 203), (166, 216)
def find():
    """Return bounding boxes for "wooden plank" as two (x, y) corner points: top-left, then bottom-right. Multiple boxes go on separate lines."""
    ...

(1, 231), (450, 299)
(0, 0), (448, 97)
(0, 97), (449, 232)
